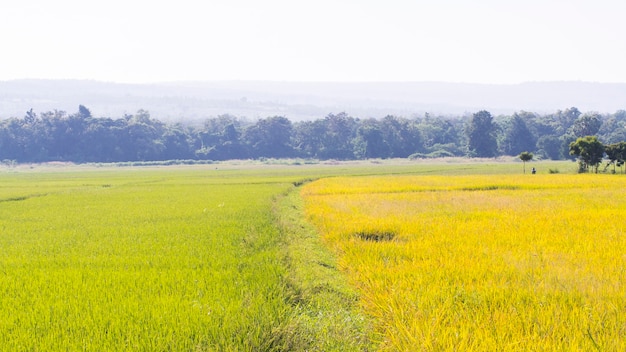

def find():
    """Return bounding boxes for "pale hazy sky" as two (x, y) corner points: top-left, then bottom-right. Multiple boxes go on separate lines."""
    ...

(1, 0), (625, 84)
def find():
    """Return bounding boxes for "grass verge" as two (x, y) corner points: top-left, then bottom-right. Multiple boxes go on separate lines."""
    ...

(272, 183), (375, 351)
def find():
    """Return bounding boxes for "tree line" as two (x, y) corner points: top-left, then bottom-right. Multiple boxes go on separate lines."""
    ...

(1, 105), (625, 164)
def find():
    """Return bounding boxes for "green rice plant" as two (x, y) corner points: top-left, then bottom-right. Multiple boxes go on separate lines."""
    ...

(0, 168), (298, 350)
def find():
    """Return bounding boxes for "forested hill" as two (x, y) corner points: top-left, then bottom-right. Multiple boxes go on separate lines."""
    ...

(1, 80), (626, 121)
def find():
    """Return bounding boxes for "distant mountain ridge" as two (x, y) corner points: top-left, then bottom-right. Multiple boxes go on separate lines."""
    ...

(1, 79), (625, 121)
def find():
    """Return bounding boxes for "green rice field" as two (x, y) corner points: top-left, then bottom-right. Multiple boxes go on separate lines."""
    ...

(0, 167), (291, 350)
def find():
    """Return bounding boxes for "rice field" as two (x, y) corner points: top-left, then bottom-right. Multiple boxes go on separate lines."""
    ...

(0, 167), (305, 350)
(3, 160), (614, 351)
(302, 173), (626, 350)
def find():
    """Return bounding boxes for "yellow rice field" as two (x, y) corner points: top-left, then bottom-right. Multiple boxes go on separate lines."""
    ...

(302, 174), (626, 350)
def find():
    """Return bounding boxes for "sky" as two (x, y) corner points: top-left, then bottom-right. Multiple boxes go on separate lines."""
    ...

(1, 0), (625, 84)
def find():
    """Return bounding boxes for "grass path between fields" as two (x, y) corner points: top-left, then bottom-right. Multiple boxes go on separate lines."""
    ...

(272, 183), (375, 351)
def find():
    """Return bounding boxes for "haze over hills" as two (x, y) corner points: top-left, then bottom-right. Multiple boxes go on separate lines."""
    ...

(1, 80), (625, 122)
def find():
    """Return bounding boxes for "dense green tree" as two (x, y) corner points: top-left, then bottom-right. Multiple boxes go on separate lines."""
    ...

(353, 119), (388, 159)
(0, 118), (28, 161)
(500, 113), (537, 156)
(318, 112), (358, 160)
(604, 142), (626, 173)
(78, 105), (92, 119)
(598, 110), (626, 144)
(217, 122), (246, 159)
(418, 116), (459, 147)
(555, 107), (581, 135)
(23, 108), (37, 125)
(570, 112), (602, 138)
(561, 134), (578, 161)
(197, 115), (246, 160)
(118, 110), (166, 161)
(161, 124), (196, 160)
(379, 115), (422, 157)
(569, 135), (605, 173)
(81, 118), (121, 162)
(416, 116), (463, 157)
(292, 119), (327, 158)
(466, 110), (498, 157)
(0, 110), (52, 162)
(536, 135), (562, 160)
(61, 109), (91, 161)
(244, 116), (293, 158)
(529, 112), (558, 138)
(38, 110), (66, 160)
